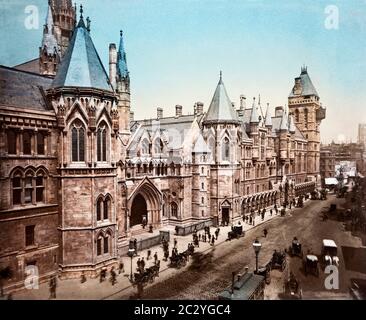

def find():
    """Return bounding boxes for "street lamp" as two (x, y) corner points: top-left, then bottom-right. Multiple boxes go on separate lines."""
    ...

(127, 242), (136, 281)
(252, 239), (262, 273)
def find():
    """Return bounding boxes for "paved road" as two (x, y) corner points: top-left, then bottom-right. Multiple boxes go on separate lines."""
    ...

(115, 195), (365, 299)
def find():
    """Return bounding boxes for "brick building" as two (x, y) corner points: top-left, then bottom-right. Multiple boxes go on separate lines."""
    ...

(0, 2), (325, 292)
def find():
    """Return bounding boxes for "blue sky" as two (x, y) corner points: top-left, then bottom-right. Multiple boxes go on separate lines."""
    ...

(1, 0), (366, 143)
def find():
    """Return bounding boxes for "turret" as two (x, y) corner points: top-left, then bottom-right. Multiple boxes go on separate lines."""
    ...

(39, 2), (61, 76)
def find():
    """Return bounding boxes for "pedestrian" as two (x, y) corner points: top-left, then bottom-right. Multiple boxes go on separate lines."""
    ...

(154, 252), (158, 264)
(211, 235), (215, 246)
(134, 239), (138, 255)
(140, 257), (145, 271)
(81, 271), (86, 283)
(110, 266), (117, 285)
(119, 262), (124, 274)
(174, 238), (178, 248)
(198, 233), (201, 241)
(175, 225), (179, 235)
(147, 249), (151, 260)
(263, 228), (268, 238)
(270, 209), (273, 216)
(136, 258), (141, 271)
(100, 268), (107, 282)
(164, 249), (169, 261)
(261, 211), (265, 221)
(249, 216), (252, 225)
(49, 276), (57, 299)
(215, 229), (219, 240)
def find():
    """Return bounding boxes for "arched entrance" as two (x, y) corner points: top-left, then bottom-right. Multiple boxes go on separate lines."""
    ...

(130, 194), (147, 227)
(128, 177), (162, 231)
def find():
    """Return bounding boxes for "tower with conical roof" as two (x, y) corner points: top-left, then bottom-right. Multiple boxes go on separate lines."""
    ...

(288, 66), (326, 181)
(202, 72), (241, 226)
(110, 31), (131, 137)
(47, 5), (119, 278)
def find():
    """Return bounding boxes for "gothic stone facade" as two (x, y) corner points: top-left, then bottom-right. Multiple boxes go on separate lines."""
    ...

(0, 3), (324, 292)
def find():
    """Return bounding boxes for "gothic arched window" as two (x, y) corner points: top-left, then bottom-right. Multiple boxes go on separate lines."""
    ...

(222, 137), (230, 161)
(71, 121), (85, 162)
(295, 109), (300, 123)
(7, 130), (17, 155)
(171, 202), (178, 217)
(154, 138), (164, 154)
(304, 109), (308, 129)
(97, 124), (107, 162)
(141, 138), (150, 155)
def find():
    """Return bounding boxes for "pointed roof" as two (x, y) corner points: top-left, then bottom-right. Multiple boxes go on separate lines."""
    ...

(41, 3), (60, 56)
(52, 6), (113, 91)
(117, 30), (129, 79)
(264, 103), (272, 127)
(204, 72), (239, 123)
(289, 66), (319, 98)
(250, 97), (260, 123)
(279, 109), (288, 131)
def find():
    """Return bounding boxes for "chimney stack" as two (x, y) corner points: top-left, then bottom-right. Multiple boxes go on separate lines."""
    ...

(175, 105), (182, 117)
(194, 102), (204, 116)
(109, 43), (117, 89)
(240, 95), (246, 110)
(157, 107), (163, 119)
(275, 106), (284, 117)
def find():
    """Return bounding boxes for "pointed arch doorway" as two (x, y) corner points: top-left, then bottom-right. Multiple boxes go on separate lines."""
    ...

(130, 194), (147, 227)
(128, 177), (162, 231)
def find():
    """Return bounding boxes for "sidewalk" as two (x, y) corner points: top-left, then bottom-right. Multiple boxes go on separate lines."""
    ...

(13, 204), (298, 300)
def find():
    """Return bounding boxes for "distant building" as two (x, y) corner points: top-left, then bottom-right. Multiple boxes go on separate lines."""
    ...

(320, 142), (365, 183)
(358, 124), (366, 148)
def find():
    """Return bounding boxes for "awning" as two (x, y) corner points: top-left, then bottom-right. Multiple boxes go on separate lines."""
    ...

(325, 178), (338, 185)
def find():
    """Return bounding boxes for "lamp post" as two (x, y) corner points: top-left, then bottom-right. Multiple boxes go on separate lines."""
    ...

(252, 239), (262, 274)
(127, 242), (135, 281)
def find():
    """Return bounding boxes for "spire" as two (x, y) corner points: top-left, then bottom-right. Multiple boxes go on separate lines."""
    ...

(117, 30), (129, 79)
(279, 108), (288, 131)
(204, 73), (239, 124)
(77, 4), (86, 28)
(264, 103), (272, 127)
(41, 2), (60, 56)
(288, 113), (296, 133)
(250, 97), (259, 123)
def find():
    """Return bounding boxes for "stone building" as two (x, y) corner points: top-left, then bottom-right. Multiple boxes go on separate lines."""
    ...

(0, 3), (325, 292)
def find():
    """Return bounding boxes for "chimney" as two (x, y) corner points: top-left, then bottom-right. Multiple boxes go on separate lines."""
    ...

(109, 43), (117, 89)
(194, 102), (204, 116)
(129, 111), (134, 123)
(275, 106), (284, 117)
(157, 107), (163, 119)
(175, 105), (182, 117)
(240, 95), (246, 110)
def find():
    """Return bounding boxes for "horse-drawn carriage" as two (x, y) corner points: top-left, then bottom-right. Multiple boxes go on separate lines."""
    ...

(133, 263), (160, 285)
(322, 239), (339, 266)
(284, 272), (302, 299)
(271, 250), (287, 271)
(256, 261), (272, 285)
(169, 251), (189, 269)
(303, 254), (319, 277)
(227, 224), (244, 240)
(288, 237), (303, 258)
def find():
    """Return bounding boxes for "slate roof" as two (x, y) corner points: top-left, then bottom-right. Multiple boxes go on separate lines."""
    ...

(289, 67), (319, 98)
(204, 74), (239, 123)
(0, 66), (53, 110)
(52, 16), (113, 91)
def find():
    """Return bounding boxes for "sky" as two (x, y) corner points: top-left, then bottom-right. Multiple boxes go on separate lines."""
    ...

(0, 0), (366, 143)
